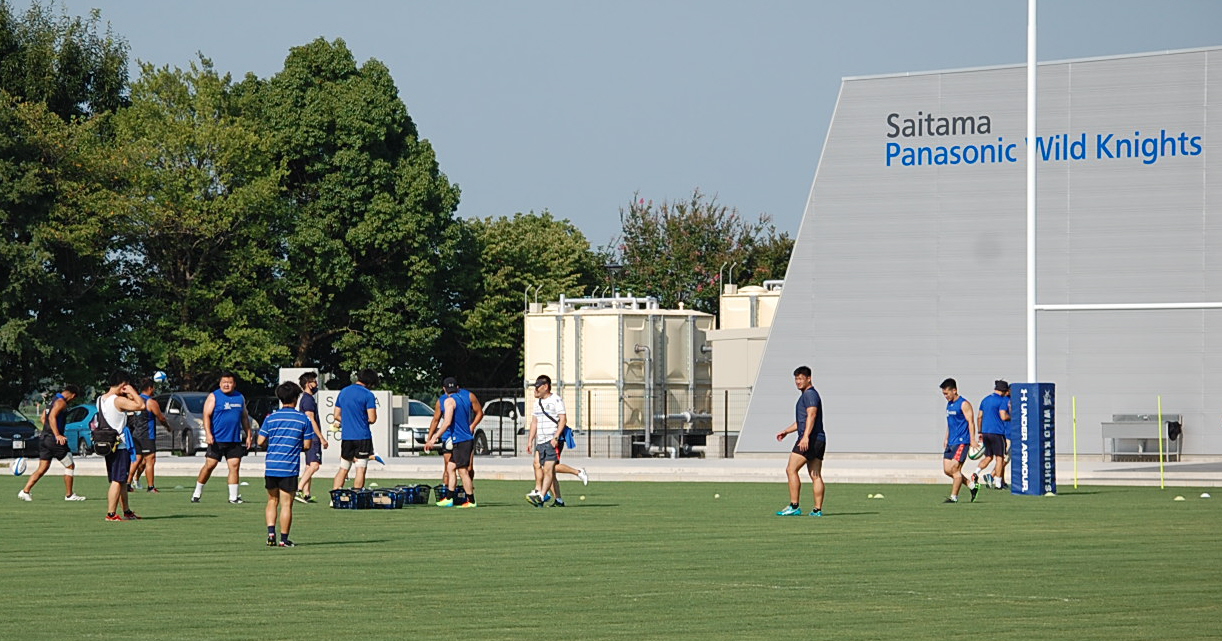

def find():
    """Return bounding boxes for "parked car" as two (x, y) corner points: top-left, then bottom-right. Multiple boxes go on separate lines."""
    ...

(246, 395), (278, 429)
(475, 397), (527, 455)
(0, 406), (38, 458)
(396, 398), (440, 453)
(63, 403), (98, 455)
(153, 392), (211, 456)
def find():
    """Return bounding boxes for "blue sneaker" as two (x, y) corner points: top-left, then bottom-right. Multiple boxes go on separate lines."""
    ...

(776, 505), (802, 516)
(809, 509), (823, 517)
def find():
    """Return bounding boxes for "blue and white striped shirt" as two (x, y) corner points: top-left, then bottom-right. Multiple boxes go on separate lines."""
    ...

(259, 407), (312, 478)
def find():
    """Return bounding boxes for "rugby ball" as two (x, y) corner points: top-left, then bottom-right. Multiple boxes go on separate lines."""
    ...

(152, 370), (168, 383)
(12, 457), (27, 476)
(968, 444), (986, 460)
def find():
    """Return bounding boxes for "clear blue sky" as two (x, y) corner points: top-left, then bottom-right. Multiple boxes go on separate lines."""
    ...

(60, 1), (1222, 247)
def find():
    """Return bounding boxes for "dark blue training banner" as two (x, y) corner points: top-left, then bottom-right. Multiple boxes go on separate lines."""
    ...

(1011, 383), (1056, 496)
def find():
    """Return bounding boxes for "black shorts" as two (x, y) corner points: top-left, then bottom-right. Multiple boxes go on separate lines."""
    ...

(451, 439), (474, 469)
(982, 433), (1007, 458)
(792, 437), (826, 461)
(206, 441), (247, 461)
(38, 434), (71, 461)
(340, 439), (374, 461)
(265, 475), (299, 493)
(132, 431), (156, 455)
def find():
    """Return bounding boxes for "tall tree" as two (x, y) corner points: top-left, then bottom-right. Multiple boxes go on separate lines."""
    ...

(111, 59), (289, 389)
(452, 212), (599, 386)
(613, 189), (791, 315)
(0, 1), (128, 119)
(0, 1), (129, 403)
(253, 38), (464, 392)
(0, 94), (127, 404)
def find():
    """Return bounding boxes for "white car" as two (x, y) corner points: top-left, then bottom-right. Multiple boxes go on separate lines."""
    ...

(395, 398), (439, 454)
(475, 397), (527, 455)
(395, 396), (527, 455)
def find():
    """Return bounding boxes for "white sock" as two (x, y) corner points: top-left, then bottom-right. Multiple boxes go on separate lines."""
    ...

(193, 482), (205, 498)
(228, 484), (239, 501)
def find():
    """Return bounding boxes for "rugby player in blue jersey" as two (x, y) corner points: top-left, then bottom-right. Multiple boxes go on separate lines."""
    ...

(774, 366), (827, 517)
(426, 376), (482, 508)
(940, 378), (979, 503)
(331, 369), (379, 491)
(258, 381), (313, 547)
(191, 372), (253, 504)
(972, 380), (1011, 490)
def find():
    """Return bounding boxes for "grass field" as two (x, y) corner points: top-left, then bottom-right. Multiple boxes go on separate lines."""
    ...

(2, 475), (1218, 641)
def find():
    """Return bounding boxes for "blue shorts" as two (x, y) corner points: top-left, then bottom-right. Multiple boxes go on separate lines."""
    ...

(106, 449), (132, 484)
(304, 441), (322, 465)
(944, 443), (968, 463)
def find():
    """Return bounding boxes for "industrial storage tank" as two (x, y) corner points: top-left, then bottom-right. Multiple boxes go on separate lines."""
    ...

(523, 294), (714, 457)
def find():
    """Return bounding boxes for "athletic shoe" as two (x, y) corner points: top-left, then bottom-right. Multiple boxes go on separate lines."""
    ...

(304, 495), (317, 504)
(970, 472), (979, 486)
(122, 510), (141, 520)
(64, 494), (87, 501)
(982, 473), (994, 488)
(126, 484), (135, 492)
(146, 487), (159, 494)
(550, 500), (565, 508)
(969, 484), (979, 502)
(456, 501), (477, 509)
(17, 491), (32, 502)
(131, 481), (141, 490)
(944, 497), (958, 503)
(436, 498), (454, 507)
(229, 497), (244, 504)
(190, 496), (201, 503)
(293, 493), (309, 505)
(578, 468), (589, 486)
(267, 535), (277, 547)
(776, 505), (802, 516)
(278, 540), (296, 547)
(525, 491), (543, 507)
(809, 509), (823, 517)
(105, 513), (122, 521)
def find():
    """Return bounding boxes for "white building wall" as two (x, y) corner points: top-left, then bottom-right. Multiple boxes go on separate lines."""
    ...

(739, 47), (1222, 456)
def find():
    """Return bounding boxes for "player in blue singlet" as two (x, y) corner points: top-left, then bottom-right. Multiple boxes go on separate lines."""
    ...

(939, 378), (979, 503)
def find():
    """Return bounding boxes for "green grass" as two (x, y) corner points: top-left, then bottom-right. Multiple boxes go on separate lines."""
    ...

(2, 476), (1219, 640)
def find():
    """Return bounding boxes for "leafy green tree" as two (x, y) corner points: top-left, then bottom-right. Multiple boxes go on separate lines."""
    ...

(612, 189), (791, 315)
(0, 95), (129, 404)
(111, 59), (289, 389)
(253, 38), (464, 392)
(0, 2), (129, 404)
(452, 211), (599, 386)
(0, 1), (128, 119)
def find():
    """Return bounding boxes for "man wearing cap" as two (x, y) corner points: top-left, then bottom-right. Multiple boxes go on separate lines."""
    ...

(425, 377), (483, 508)
(526, 374), (566, 507)
(973, 380), (1012, 490)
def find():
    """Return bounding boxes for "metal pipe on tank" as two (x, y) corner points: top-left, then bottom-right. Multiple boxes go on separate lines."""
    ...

(634, 343), (652, 449)
(574, 314), (583, 435)
(763, 279), (784, 291)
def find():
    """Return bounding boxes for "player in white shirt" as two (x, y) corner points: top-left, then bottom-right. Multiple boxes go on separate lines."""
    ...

(526, 375), (567, 507)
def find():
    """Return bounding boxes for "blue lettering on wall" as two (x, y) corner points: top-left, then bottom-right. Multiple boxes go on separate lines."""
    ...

(885, 126), (1203, 168)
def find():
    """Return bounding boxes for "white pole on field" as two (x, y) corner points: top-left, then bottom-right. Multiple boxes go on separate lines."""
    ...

(1026, 0), (1038, 383)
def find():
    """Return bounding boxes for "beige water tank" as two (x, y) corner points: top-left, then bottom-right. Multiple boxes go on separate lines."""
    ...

(524, 298), (713, 435)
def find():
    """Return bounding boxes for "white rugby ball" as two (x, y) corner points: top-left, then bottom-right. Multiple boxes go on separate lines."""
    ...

(12, 457), (28, 476)
(968, 444), (986, 460)
(152, 370), (168, 383)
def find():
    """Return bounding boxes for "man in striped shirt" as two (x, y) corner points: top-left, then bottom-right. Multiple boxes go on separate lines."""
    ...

(257, 382), (313, 547)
